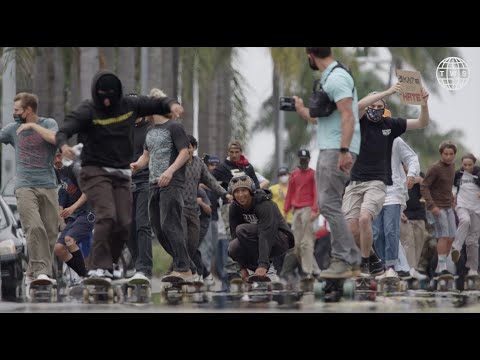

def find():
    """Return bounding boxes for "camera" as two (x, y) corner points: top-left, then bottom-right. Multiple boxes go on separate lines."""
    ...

(279, 97), (296, 112)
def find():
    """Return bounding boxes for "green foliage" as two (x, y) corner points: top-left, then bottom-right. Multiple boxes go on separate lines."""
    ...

(152, 243), (172, 278)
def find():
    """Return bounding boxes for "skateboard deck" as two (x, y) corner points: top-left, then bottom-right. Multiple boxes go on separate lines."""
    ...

(82, 277), (123, 304)
(29, 278), (57, 303)
(124, 280), (152, 304)
(314, 278), (356, 302)
(466, 274), (480, 290)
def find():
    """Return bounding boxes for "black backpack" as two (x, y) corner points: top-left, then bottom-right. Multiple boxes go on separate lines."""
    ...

(309, 63), (355, 118)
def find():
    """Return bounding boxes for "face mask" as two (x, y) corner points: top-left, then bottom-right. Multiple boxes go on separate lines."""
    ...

(279, 175), (289, 184)
(14, 111), (26, 123)
(308, 56), (319, 71)
(366, 108), (384, 123)
(97, 89), (120, 108)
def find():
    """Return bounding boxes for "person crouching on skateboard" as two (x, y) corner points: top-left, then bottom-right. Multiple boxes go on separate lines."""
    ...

(228, 175), (294, 281)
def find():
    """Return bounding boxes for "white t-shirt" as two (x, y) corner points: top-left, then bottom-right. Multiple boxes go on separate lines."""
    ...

(457, 171), (480, 214)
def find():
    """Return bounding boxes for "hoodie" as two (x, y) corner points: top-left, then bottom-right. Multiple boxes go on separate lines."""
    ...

(229, 189), (294, 269)
(56, 70), (178, 169)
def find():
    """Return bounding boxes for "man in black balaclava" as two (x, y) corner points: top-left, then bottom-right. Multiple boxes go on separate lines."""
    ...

(56, 70), (184, 284)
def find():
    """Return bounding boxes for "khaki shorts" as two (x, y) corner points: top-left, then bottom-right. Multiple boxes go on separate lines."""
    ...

(342, 180), (387, 220)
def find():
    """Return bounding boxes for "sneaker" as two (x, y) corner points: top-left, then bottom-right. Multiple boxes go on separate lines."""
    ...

(468, 269), (478, 277)
(88, 269), (113, 281)
(375, 268), (399, 281)
(129, 272), (151, 285)
(319, 258), (353, 279)
(351, 263), (361, 277)
(451, 248), (461, 263)
(169, 270), (193, 282)
(397, 271), (412, 280)
(410, 268), (428, 281)
(370, 260), (385, 277)
(435, 270), (453, 279)
(360, 262), (370, 278)
(266, 264), (279, 282)
(203, 273), (215, 286)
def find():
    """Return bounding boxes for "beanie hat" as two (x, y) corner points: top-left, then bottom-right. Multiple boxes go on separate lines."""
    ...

(229, 175), (255, 194)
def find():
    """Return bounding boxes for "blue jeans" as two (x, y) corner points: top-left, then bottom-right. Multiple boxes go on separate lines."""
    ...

(373, 204), (401, 268)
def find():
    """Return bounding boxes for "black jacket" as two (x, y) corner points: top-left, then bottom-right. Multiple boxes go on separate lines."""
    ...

(56, 70), (177, 169)
(213, 158), (260, 191)
(454, 166), (480, 193)
(229, 189), (294, 269)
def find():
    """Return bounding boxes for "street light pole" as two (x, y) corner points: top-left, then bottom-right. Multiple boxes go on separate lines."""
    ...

(1, 48), (16, 190)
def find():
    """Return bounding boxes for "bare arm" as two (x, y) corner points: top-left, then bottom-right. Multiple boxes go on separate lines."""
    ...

(130, 150), (150, 172)
(358, 83), (402, 118)
(197, 197), (212, 215)
(59, 193), (88, 218)
(337, 97), (354, 149)
(293, 96), (317, 125)
(158, 148), (190, 188)
(406, 88), (430, 130)
(16, 123), (56, 145)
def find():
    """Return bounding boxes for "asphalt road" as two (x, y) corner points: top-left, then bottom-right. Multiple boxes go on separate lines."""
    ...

(1, 277), (480, 313)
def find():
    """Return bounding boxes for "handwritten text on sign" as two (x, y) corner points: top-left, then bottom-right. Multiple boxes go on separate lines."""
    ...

(396, 69), (425, 105)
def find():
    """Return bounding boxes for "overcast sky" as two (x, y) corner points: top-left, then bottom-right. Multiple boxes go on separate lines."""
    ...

(237, 47), (480, 173)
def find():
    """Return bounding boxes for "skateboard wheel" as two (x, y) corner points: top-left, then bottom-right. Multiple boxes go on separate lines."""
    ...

(343, 281), (355, 299)
(313, 282), (325, 299)
(83, 288), (89, 303)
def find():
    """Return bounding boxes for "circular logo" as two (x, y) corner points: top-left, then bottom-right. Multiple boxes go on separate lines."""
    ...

(436, 57), (470, 91)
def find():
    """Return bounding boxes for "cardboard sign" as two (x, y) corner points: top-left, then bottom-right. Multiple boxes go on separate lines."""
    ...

(396, 69), (425, 105)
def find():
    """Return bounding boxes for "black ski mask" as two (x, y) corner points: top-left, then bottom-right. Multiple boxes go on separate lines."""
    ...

(96, 74), (121, 108)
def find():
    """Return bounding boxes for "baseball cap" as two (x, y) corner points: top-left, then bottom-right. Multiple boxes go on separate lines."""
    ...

(298, 149), (310, 159)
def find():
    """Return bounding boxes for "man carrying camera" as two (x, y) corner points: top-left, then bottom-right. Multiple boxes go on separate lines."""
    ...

(292, 47), (361, 279)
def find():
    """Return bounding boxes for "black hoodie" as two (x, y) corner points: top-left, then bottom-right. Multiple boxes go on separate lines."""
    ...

(229, 189), (294, 269)
(56, 70), (178, 169)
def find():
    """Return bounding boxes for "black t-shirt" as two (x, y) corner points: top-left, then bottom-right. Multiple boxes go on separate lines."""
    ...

(132, 118), (150, 185)
(350, 116), (407, 185)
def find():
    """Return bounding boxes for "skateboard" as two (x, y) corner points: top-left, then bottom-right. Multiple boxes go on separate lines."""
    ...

(434, 273), (456, 292)
(246, 275), (273, 303)
(82, 277), (124, 304)
(355, 276), (377, 301)
(465, 274), (480, 291)
(160, 275), (192, 305)
(28, 278), (57, 303)
(124, 277), (152, 304)
(314, 277), (356, 303)
(378, 276), (406, 294)
(406, 277), (430, 291)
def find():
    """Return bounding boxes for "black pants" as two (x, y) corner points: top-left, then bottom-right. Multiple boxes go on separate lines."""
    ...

(149, 186), (191, 272)
(128, 183), (153, 277)
(228, 223), (290, 271)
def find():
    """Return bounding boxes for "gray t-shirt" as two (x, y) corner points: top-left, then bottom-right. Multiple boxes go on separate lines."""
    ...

(0, 118), (58, 190)
(144, 120), (189, 188)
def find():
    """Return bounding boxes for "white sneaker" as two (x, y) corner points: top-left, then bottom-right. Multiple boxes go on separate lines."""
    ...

(267, 264), (279, 282)
(129, 272), (151, 284)
(468, 269), (479, 277)
(88, 269), (113, 281)
(375, 268), (399, 281)
(410, 268), (428, 281)
(203, 273), (215, 286)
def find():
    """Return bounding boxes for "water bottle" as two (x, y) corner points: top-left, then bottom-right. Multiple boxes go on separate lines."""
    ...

(62, 143), (83, 166)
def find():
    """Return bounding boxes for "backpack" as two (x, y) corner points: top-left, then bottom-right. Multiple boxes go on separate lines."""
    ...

(309, 63), (355, 118)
